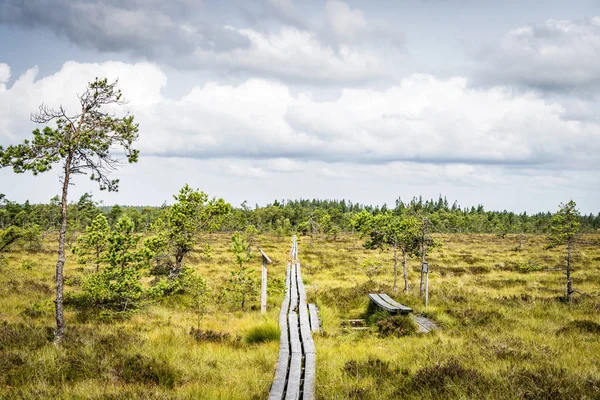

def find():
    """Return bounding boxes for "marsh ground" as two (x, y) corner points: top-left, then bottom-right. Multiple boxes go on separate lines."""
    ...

(1, 233), (599, 399)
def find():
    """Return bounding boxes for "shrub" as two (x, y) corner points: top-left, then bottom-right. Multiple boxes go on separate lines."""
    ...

(448, 307), (503, 326)
(508, 365), (600, 400)
(73, 216), (152, 315)
(190, 327), (233, 343)
(557, 320), (600, 336)
(343, 356), (406, 383)
(376, 315), (418, 337)
(324, 282), (383, 313)
(21, 259), (35, 270)
(359, 258), (383, 284)
(117, 354), (178, 388)
(412, 359), (483, 394)
(0, 321), (51, 350)
(365, 307), (390, 326)
(21, 301), (51, 318)
(225, 265), (258, 311)
(245, 322), (280, 344)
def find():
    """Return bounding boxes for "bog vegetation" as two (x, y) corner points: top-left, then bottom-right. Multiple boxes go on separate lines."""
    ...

(1, 79), (599, 399)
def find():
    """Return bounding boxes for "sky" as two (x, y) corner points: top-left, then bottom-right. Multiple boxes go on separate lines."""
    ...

(0, 0), (599, 213)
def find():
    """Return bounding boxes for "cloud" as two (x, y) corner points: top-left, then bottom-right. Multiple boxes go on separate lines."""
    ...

(325, 0), (368, 40)
(320, 1), (403, 50)
(476, 17), (600, 92)
(0, 63), (10, 91)
(191, 27), (388, 84)
(0, 59), (598, 213)
(2, 61), (598, 173)
(0, 61), (166, 144)
(251, 0), (307, 30)
(0, 0), (401, 85)
(0, 0), (251, 57)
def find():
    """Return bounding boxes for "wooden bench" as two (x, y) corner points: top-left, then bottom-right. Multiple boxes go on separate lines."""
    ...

(368, 293), (413, 315)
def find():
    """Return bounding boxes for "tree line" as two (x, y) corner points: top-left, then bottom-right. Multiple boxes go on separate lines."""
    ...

(2, 193), (599, 239)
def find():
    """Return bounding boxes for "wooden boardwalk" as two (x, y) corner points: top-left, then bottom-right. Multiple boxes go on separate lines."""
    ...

(269, 236), (316, 400)
(412, 315), (439, 333)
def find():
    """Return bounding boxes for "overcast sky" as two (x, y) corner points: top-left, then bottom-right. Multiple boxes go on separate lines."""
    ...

(1, 0), (599, 213)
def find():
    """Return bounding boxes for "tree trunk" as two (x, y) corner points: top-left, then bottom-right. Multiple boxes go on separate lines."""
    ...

(403, 250), (409, 293)
(566, 241), (573, 302)
(393, 241), (398, 292)
(169, 251), (184, 279)
(54, 161), (71, 344)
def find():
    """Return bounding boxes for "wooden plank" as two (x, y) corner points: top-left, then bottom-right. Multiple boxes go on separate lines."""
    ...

(300, 325), (315, 354)
(296, 263), (307, 304)
(368, 293), (400, 313)
(270, 300), (290, 400)
(280, 266), (291, 315)
(299, 308), (315, 354)
(379, 293), (413, 314)
(290, 265), (299, 309)
(268, 347), (289, 400)
(286, 313), (302, 399)
(288, 312), (302, 354)
(279, 312), (289, 345)
(412, 315), (438, 333)
(302, 352), (316, 400)
(308, 304), (320, 332)
(285, 352), (302, 400)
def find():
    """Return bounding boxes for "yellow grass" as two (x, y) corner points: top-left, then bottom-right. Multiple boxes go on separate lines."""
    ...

(1, 232), (599, 399)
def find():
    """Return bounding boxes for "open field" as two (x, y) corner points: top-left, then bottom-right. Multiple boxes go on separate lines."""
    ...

(1, 233), (599, 399)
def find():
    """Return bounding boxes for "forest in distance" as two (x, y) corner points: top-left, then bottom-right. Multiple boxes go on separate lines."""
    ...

(2, 191), (600, 237)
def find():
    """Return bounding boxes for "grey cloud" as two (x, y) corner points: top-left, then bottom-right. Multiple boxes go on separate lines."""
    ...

(239, 0), (307, 30)
(0, 0), (398, 85)
(0, 0), (251, 58)
(144, 147), (555, 167)
(474, 17), (600, 93)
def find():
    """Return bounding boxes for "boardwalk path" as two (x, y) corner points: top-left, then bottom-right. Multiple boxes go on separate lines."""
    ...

(268, 236), (316, 400)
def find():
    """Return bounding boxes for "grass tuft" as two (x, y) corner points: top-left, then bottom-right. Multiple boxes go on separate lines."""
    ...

(245, 322), (280, 344)
(557, 319), (600, 335)
(118, 354), (179, 388)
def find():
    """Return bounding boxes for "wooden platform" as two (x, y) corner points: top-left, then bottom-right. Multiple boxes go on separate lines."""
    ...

(412, 315), (439, 333)
(308, 303), (320, 332)
(269, 236), (316, 400)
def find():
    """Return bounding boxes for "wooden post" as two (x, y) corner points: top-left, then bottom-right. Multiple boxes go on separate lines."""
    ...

(422, 262), (429, 309)
(260, 249), (272, 314)
(292, 234), (297, 260)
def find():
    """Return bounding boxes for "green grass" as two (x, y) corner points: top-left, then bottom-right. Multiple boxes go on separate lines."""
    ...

(1, 232), (599, 399)
(245, 322), (280, 344)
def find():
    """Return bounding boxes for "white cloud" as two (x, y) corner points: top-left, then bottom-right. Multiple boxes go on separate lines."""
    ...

(325, 0), (368, 40)
(2, 61), (599, 170)
(192, 27), (387, 84)
(0, 63), (9, 87)
(477, 17), (600, 90)
(0, 61), (166, 144)
(1, 61), (599, 213)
